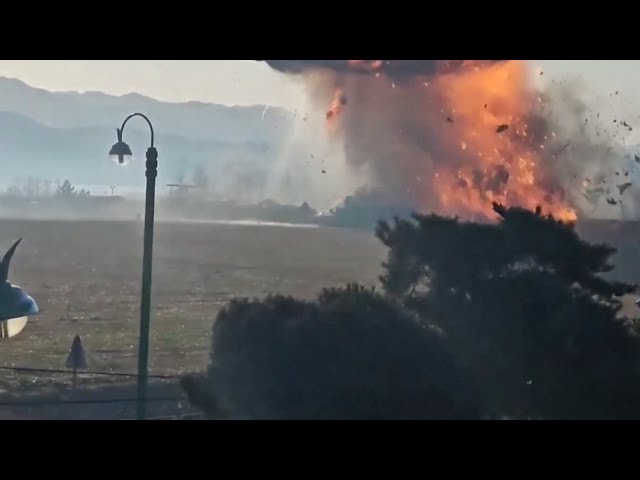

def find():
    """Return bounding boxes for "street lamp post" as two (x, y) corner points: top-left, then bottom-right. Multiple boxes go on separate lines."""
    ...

(109, 113), (157, 420)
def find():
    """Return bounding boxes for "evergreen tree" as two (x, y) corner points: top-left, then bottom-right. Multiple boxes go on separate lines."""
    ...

(376, 203), (640, 419)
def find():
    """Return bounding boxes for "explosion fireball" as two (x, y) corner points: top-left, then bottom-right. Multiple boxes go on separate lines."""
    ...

(264, 60), (588, 222)
(432, 60), (576, 221)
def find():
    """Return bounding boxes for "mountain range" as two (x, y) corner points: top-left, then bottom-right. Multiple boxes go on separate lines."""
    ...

(0, 76), (294, 188)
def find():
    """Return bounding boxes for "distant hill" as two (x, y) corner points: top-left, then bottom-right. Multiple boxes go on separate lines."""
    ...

(0, 110), (278, 188)
(0, 76), (296, 191)
(0, 76), (294, 144)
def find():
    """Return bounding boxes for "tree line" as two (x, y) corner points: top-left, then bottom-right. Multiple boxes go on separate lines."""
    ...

(3, 178), (90, 198)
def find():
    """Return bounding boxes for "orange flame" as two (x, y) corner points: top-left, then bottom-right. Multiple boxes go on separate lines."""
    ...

(431, 60), (577, 222)
(322, 60), (577, 222)
(326, 88), (346, 134)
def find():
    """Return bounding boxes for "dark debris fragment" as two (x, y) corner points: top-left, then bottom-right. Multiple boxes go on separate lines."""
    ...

(553, 143), (571, 158)
(496, 124), (509, 133)
(618, 182), (633, 195)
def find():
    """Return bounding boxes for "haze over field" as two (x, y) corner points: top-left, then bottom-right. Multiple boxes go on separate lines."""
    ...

(3, 61), (640, 220)
(0, 74), (355, 209)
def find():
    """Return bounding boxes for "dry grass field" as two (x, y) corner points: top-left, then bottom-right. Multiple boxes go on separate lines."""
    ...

(2, 217), (639, 418)
(0, 219), (386, 418)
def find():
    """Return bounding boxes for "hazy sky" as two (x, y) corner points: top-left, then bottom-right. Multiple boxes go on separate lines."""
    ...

(0, 60), (637, 112)
(0, 60), (309, 109)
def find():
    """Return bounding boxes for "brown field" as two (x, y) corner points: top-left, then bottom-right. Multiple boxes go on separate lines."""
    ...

(1, 217), (639, 419)
(0, 219), (385, 418)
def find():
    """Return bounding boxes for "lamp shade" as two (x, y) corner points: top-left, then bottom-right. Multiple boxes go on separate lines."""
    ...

(0, 239), (38, 337)
(0, 282), (38, 322)
(109, 140), (133, 165)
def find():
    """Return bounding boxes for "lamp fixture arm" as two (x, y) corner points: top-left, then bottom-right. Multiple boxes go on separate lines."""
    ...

(119, 113), (155, 148)
(0, 239), (22, 284)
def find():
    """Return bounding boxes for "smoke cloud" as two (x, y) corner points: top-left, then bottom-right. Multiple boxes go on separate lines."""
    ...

(261, 60), (639, 221)
(263, 60), (505, 79)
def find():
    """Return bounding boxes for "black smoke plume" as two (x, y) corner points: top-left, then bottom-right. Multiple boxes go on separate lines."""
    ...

(262, 60), (505, 79)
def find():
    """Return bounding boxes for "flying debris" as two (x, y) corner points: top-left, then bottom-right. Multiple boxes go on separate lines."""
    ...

(607, 198), (619, 206)
(583, 186), (606, 204)
(618, 182), (633, 195)
(496, 124), (509, 133)
(553, 143), (571, 157)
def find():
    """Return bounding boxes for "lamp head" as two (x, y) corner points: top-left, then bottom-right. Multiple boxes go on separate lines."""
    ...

(109, 128), (133, 165)
(0, 239), (38, 338)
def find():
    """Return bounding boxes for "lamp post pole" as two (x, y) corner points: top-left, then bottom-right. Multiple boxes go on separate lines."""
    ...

(138, 145), (157, 420)
(110, 113), (157, 420)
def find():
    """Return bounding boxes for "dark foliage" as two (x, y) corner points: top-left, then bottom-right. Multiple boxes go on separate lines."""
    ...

(180, 376), (228, 419)
(55, 179), (90, 197)
(376, 203), (640, 419)
(183, 203), (640, 419)
(186, 284), (481, 420)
